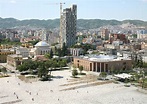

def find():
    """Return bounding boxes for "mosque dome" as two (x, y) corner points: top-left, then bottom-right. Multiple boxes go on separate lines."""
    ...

(35, 41), (49, 47)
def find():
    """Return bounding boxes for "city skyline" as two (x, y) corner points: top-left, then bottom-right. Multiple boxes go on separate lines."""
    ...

(0, 0), (147, 21)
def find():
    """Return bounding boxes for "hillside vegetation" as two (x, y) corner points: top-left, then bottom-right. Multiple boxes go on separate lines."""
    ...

(0, 17), (147, 29)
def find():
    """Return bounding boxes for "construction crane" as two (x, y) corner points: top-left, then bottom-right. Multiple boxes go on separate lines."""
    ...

(59, 3), (65, 16)
(46, 2), (65, 16)
(46, 2), (65, 46)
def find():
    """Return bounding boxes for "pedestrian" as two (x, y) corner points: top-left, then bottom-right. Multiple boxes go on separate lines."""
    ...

(32, 98), (34, 101)
(16, 96), (19, 99)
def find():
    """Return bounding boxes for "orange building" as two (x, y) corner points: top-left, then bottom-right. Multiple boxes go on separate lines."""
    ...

(74, 55), (132, 73)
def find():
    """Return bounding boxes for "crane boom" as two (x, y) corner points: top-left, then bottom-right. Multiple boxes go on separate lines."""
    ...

(60, 3), (65, 16)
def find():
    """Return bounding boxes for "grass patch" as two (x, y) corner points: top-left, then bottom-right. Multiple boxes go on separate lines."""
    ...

(18, 75), (38, 83)
(25, 76), (36, 79)
(113, 81), (119, 84)
(0, 75), (10, 78)
(124, 84), (130, 87)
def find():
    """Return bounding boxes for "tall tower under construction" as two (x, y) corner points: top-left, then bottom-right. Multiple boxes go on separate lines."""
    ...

(60, 4), (77, 47)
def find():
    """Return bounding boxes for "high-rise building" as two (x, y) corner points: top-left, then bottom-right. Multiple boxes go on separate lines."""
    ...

(100, 28), (110, 40)
(60, 5), (77, 47)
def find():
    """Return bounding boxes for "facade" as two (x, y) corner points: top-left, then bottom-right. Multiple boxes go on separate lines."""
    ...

(16, 47), (29, 58)
(70, 48), (83, 56)
(100, 28), (110, 40)
(60, 5), (77, 47)
(141, 42), (147, 50)
(7, 54), (22, 67)
(74, 55), (132, 73)
(41, 30), (52, 44)
(109, 34), (128, 44)
(0, 49), (15, 63)
(30, 41), (50, 57)
(0, 44), (13, 49)
(137, 30), (147, 39)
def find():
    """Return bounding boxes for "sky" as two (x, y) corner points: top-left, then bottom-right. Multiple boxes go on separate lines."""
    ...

(0, 0), (147, 21)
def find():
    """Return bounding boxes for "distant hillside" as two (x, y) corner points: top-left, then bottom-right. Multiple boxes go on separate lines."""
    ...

(0, 17), (147, 29)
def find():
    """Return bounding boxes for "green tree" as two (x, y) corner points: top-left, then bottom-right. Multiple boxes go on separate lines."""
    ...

(54, 46), (58, 55)
(79, 66), (83, 73)
(38, 64), (48, 78)
(99, 72), (107, 79)
(16, 60), (38, 72)
(62, 42), (68, 56)
(109, 66), (114, 74)
(50, 48), (53, 58)
(1, 67), (7, 75)
(28, 40), (40, 46)
(44, 53), (50, 59)
(138, 55), (143, 68)
(17, 64), (28, 72)
(72, 69), (78, 78)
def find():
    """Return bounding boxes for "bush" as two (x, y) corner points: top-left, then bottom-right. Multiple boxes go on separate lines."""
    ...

(72, 69), (78, 78)
(39, 75), (52, 81)
(124, 84), (130, 87)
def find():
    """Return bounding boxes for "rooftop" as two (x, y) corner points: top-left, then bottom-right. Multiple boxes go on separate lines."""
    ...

(8, 54), (22, 58)
(35, 41), (49, 47)
(78, 54), (131, 62)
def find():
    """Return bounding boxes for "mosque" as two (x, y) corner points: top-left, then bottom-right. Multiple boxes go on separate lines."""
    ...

(30, 41), (51, 57)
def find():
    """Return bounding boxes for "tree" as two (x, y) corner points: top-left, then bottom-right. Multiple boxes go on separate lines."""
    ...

(1, 67), (7, 75)
(54, 46), (57, 55)
(62, 42), (68, 56)
(138, 55), (143, 68)
(44, 49), (53, 59)
(72, 69), (78, 78)
(16, 60), (37, 72)
(38, 64), (48, 78)
(44, 53), (50, 59)
(99, 72), (107, 79)
(28, 40), (40, 46)
(50, 48), (53, 59)
(122, 62), (127, 71)
(109, 66), (114, 74)
(79, 66), (83, 73)
(17, 64), (28, 72)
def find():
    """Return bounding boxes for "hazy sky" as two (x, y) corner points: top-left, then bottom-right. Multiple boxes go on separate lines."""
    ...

(0, 0), (147, 21)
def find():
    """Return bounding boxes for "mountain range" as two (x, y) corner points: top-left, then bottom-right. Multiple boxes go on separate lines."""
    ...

(0, 17), (147, 30)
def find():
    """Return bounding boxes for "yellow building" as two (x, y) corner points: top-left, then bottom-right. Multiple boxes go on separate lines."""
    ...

(0, 44), (12, 49)
(0, 49), (15, 63)
(21, 43), (33, 48)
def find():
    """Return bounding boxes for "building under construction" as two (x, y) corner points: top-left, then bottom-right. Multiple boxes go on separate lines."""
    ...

(60, 4), (77, 47)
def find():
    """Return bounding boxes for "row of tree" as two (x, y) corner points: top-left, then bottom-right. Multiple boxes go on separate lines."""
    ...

(45, 43), (69, 58)
(17, 58), (67, 78)
(71, 43), (95, 55)
(72, 65), (84, 77)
